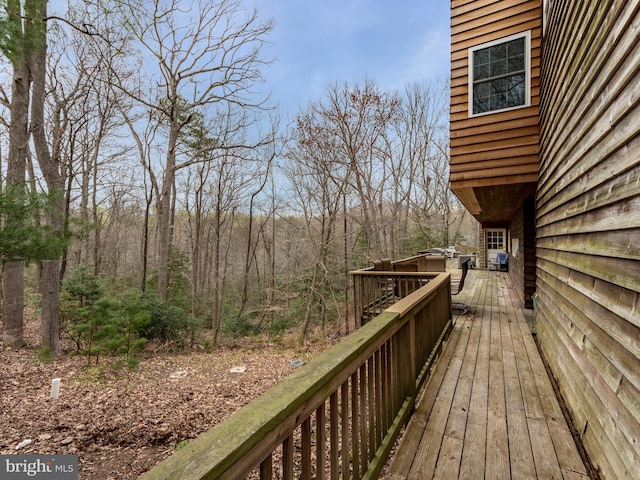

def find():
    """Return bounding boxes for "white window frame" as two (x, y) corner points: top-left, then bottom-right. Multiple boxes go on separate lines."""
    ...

(468, 31), (531, 118)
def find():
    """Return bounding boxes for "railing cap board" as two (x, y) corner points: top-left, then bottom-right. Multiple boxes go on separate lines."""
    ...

(348, 271), (443, 277)
(385, 273), (451, 316)
(392, 253), (429, 264)
(350, 253), (431, 273)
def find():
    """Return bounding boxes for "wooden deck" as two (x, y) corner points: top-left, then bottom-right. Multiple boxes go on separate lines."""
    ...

(385, 268), (592, 480)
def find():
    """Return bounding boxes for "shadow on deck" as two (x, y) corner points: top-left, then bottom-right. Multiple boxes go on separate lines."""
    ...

(385, 268), (592, 479)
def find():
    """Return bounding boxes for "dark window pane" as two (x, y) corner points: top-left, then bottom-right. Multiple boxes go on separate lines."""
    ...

(491, 77), (508, 95)
(490, 58), (507, 77)
(506, 75), (525, 106)
(508, 54), (525, 72)
(490, 91), (507, 111)
(475, 82), (491, 98)
(473, 97), (490, 115)
(474, 63), (490, 80)
(474, 48), (490, 65)
(507, 38), (525, 56)
(491, 42), (506, 60)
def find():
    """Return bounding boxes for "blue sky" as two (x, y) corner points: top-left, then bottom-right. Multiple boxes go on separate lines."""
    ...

(47, 0), (450, 121)
(250, 0), (451, 119)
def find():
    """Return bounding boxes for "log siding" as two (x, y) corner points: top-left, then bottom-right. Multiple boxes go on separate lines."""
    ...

(536, 1), (640, 478)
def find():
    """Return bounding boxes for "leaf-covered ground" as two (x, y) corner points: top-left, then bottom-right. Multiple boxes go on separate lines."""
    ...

(0, 322), (333, 479)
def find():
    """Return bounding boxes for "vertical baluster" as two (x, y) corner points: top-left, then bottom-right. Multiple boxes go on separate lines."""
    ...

(380, 342), (389, 435)
(351, 371), (360, 479)
(317, 403), (326, 480)
(385, 339), (393, 429)
(391, 330), (399, 416)
(407, 318), (417, 398)
(367, 356), (375, 460)
(283, 435), (294, 480)
(359, 363), (367, 473)
(416, 307), (424, 368)
(341, 381), (350, 480)
(330, 391), (339, 479)
(375, 348), (383, 445)
(302, 418), (311, 480)
(260, 454), (273, 480)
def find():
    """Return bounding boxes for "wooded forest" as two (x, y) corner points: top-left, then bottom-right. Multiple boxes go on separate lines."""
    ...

(0, 0), (472, 359)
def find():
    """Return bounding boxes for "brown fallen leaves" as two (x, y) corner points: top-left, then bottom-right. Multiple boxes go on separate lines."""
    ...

(0, 339), (330, 479)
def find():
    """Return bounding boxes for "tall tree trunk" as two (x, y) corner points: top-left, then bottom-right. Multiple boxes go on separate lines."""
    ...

(38, 260), (60, 354)
(156, 123), (179, 301)
(141, 184), (152, 292)
(238, 167), (270, 317)
(190, 182), (203, 317)
(30, 0), (63, 356)
(2, 0), (32, 348)
(2, 260), (24, 348)
(211, 202), (223, 343)
(343, 193), (350, 334)
(156, 189), (171, 301)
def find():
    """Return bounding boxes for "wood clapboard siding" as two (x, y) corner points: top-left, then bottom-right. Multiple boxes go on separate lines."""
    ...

(508, 199), (536, 308)
(538, 1), (640, 205)
(536, 1), (640, 479)
(450, 0), (541, 224)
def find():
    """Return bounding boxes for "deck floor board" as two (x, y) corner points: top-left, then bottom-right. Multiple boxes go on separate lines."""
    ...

(385, 268), (590, 479)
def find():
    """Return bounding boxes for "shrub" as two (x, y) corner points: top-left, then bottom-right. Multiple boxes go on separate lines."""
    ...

(220, 313), (259, 339)
(70, 297), (121, 365)
(60, 266), (103, 352)
(137, 293), (201, 349)
(62, 267), (148, 364)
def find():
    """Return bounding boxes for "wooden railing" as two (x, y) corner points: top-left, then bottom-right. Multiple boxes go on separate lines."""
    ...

(351, 271), (441, 326)
(139, 272), (452, 480)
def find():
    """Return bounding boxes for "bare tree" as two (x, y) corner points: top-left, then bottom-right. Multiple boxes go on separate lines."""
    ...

(47, 11), (129, 280)
(285, 107), (351, 342)
(28, 0), (71, 355)
(173, 104), (275, 340)
(102, 0), (274, 301)
(118, 106), (162, 291)
(236, 137), (277, 318)
(323, 80), (400, 259)
(397, 81), (450, 250)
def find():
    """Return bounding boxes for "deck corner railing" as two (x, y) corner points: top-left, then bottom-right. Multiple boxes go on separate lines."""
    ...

(350, 254), (445, 327)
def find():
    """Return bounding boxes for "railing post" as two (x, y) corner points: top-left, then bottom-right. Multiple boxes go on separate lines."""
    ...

(397, 313), (417, 410)
(353, 273), (363, 328)
(408, 314), (417, 402)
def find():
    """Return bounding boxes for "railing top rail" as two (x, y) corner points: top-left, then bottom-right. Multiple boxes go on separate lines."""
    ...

(348, 270), (442, 277)
(350, 252), (436, 273)
(385, 272), (450, 315)
(140, 272), (451, 480)
(391, 253), (430, 264)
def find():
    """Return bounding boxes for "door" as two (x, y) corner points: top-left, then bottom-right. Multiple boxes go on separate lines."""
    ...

(486, 229), (506, 267)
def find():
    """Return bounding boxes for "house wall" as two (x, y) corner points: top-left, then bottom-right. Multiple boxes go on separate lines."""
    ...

(477, 227), (485, 268)
(536, 1), (640, 478)
(507, 199), (536, 308)
(450, 0), (541, 191)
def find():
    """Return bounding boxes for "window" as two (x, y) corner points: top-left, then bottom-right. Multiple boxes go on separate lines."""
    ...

(486, 230), (504, 251)
(468, 32), (530, 116)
